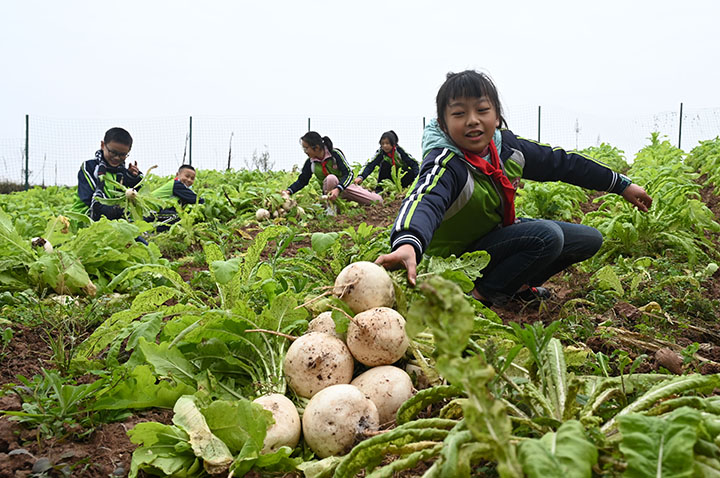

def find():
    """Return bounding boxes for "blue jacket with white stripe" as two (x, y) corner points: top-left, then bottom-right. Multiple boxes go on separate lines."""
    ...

(390, 121), (632, 262)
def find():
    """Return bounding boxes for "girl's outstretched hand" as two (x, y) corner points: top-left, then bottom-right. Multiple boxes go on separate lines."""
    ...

(375, 244), (417, 286)
(353, 177), (363, 185)
(622, 184), (653, 212)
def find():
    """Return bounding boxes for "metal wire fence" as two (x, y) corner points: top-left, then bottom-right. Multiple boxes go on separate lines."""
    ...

(2, 105), (719, 188)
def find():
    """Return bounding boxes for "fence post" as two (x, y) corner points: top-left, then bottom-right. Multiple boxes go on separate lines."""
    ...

(537, 106), (541, 142)
(422, 116), (426, 129)
(307, 117), (311, 132)
(189, 116), (193, 166)
(678, 102), (683, 150)
(24, 114), (29, 191)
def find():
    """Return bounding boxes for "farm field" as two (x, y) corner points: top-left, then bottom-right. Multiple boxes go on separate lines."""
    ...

(1, 134), (720, 477)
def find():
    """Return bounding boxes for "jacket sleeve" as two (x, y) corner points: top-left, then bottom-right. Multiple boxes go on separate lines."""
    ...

(172, 180), (203, 204)
(359, 150), (383, 179)
(398, 146), (419, 175)
(122, 168), (143, 190)
(332, 150), (354, 191)
(389, 149), (467, 263)
(76, 160), (97, 208)
(287, 159), (312, 194)
(511, 133), (631, 194)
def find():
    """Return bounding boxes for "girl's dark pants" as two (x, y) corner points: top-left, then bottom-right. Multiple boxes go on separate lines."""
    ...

(469, 218), (603, 304)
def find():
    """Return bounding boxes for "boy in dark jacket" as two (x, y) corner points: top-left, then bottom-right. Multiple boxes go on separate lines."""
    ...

(70, 127), (143, 221)
(150, 164), (204, 230)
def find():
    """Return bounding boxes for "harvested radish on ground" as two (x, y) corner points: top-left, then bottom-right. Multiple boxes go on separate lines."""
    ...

(253, 393), (301, 453)
(333, 261), (395, 314)
(351, 365), (415, 425)
(30, 237), (53, 252)
(302, 384), (379, 458)
(256, 208), (271, 221)
(347, 307), (409, 366)
(307, 311), (343, 339)
(283, 332), (354, 398)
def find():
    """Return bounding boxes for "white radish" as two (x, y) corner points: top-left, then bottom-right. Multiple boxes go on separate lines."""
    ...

(351, 366), (415, 425)
(333, 261), (395, 314)
(125, 188), (138, 200)
(283, 332), (354, 398)
(30, 237), (53, 252)
(256, 208), (271, 221)
(346, 307), (409, 366)
(253, 394), (301, 453)
(302, 384), (379, 458)
(307, 311), (343, 339)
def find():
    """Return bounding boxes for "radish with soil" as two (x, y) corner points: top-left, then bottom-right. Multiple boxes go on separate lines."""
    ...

(252, 393), (301, 453)
(351, 365), (415, 425)
(333, 261), (395, 314)
(346, 307), (409, 366)
(307, 311), (343, 339)
(302, 384), (379, 458)
(283, 332), (354, 398)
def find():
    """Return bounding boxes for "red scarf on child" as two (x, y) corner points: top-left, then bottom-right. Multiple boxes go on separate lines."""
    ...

(388, 147), (396, 167)
(461, 140), (516, 226)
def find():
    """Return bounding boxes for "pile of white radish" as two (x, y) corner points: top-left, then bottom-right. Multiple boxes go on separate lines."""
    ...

(256, 191), (304, 222)
(270, 261), (416, 458)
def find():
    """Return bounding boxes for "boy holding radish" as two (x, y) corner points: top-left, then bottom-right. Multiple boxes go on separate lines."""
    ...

(70, 127), (144, 221)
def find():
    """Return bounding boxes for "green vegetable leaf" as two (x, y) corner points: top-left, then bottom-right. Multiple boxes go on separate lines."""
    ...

(93, 365), (195, 411)
(518, 420), (598, 478)
(424, 250), (490, 292)
(210, 258), (242, 285)
(406, 276), (475, 357)
(127, 422), (200, 478)
(311, 232), (339, 255)
(173, 395), (234, 475)
(618, 408), (701, 478)
(138, 337), (199, 387)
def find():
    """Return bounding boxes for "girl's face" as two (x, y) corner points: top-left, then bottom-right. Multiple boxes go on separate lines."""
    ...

(443, 96), (500, 154)
(380, 138), (393, 154)
(301, 140), (324, 159)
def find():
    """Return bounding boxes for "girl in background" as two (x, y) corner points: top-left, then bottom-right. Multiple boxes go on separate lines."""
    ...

(355, 130), (419, 192)
(283, 132), (382, 214)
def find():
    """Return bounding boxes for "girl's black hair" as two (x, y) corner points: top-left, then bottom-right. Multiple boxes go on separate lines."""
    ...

(301, 131), (333, 152)
(436, 70), (507, 131)
(379, 130), (399, 147)
(104, 127), (133, 147)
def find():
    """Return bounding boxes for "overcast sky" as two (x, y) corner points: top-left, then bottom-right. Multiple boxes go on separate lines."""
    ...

(1, 0), (719, 186)
(2, 0), (719, 129)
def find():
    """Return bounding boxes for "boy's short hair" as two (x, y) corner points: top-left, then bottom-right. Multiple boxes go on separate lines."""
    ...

(104, 127), (133, 147)
(436, 70), (507, 131)
(178, 164), (195, 174)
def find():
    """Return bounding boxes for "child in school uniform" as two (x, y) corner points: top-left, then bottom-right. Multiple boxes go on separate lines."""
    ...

(283, 131), (382, 215)
(355, 130), (419, 192)
(376, 70), (652, 306)
(70, 127), (143, 221)
(150, 164), (204, 230)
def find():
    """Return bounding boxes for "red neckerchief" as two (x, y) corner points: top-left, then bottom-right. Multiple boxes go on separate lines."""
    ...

(461, 140), (516, 226)
(320, 160), (329, 176)
(389, 147), (396, 167)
